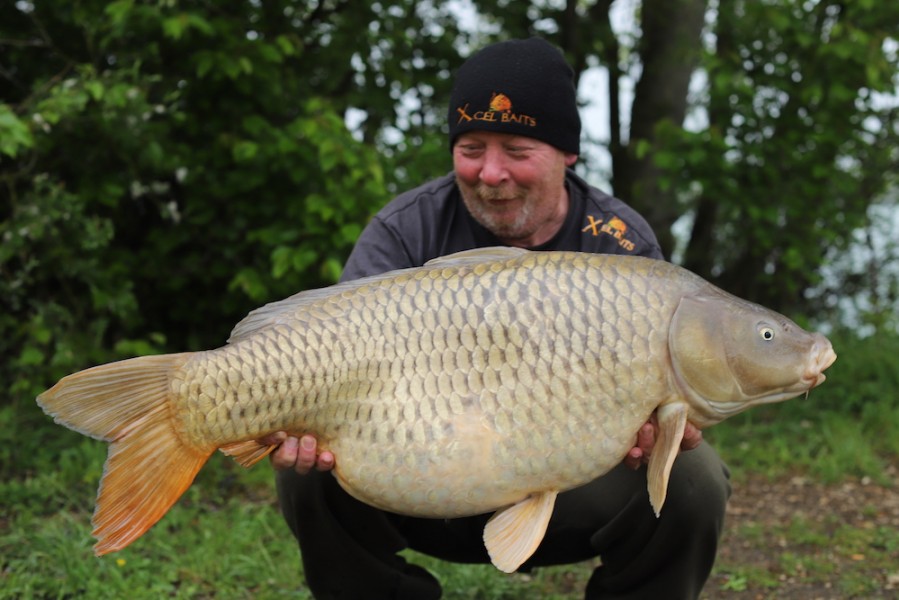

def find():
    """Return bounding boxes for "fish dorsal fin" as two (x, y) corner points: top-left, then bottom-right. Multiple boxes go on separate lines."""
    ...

(483, 490), (558, 573)
(424, 246), (528, 268)
(227, 270), (412, 343)
(229, 285), (352, 344)
(228, 247), (528, 344)
(647, 403), (688, 516)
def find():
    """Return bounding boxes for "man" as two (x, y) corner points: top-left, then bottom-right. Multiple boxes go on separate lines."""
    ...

(266, 38), (731, 599)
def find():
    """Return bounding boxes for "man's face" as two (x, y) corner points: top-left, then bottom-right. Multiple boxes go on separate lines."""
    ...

(453, 131), (577, 248)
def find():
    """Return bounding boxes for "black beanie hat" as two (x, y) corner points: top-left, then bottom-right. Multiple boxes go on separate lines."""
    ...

(448, 37), (581, 154)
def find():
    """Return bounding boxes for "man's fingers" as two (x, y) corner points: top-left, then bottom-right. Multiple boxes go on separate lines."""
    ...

(316, 450), (335, 472)
(270, 435), (299, 471)
(295, 435), (318, 475)
(636, 422), (655, 455)
(623, 447), (644, 470)
(264, 433), (336, 474)
(681, 423), (703, 451)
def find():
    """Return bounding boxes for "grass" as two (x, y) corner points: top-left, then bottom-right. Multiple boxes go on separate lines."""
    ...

(1, 447), (310, 600)
(0, 441), (597, 600)
(703, 400), (899, 485)
(708, 510), (899, 599)
(2, 330), (897, 598)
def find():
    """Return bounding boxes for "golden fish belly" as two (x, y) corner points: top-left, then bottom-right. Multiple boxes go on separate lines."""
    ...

(176, 252), (684, 516)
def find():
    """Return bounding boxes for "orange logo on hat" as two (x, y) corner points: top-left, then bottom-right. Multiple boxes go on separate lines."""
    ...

(489, 93), (512, 112)
(456, 92), (537, 128)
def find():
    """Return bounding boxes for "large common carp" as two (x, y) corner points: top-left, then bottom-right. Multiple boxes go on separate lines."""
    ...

(37, 248), (836, 572)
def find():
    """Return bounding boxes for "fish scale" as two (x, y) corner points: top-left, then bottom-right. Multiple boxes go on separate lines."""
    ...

(37, 247), (836, 570)
(181, 252), (670, 517)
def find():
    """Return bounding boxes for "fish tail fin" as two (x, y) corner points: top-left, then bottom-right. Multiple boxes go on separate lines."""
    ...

(36, 353), (214, 555)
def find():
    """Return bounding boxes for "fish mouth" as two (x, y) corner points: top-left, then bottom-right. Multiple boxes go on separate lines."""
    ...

(802, 336), (837, 389)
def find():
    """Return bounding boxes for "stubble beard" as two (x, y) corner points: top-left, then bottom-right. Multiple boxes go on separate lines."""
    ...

(460, 182), (535, 242)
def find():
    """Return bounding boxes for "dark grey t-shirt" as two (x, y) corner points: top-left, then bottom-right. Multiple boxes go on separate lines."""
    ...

(340, 170), (663, 282)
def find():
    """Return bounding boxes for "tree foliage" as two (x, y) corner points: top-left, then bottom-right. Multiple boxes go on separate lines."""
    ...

(0, 0), (461, 404)
(675, 0), (899, 314)
(2, 0), (898, 414)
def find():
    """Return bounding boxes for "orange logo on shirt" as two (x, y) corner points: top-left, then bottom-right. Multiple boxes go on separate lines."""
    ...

(582, 215), (636, 251)
(606, 217), (628, 238)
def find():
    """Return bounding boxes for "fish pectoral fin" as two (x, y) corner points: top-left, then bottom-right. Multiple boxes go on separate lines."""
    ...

(647, 403), (688, 517)
(219, 439), (278, 468)
(483, 490), (558, 573)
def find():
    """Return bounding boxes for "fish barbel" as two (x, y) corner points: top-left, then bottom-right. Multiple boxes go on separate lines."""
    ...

(37, 248), (836, 572)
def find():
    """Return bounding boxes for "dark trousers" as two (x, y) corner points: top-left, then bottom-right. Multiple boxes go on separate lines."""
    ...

(276, 443), (731, 600)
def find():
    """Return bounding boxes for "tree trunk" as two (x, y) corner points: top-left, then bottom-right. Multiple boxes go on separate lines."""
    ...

(614, 0), (708, 259)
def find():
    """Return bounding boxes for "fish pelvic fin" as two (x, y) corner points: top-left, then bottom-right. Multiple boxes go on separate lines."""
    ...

(647, 403), (688, 517)
(36, 353), (214, 556)
(220, 439), (278, 467)
(483, 490), (558, 573)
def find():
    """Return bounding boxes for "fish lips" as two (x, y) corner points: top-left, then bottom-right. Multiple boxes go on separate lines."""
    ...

(803, 335), (837, 387)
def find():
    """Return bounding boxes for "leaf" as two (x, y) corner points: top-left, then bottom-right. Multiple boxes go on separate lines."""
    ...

(17, 346), (45, 367)
(633, 138), (653, 160)
(258, 44), (283, 64)
(84, 80), (105, 101)
(0, 105), (35, 157)
(320, 257), (343, 283)
(162, 15), (188, 40)
(194, 51), (217, 78)
(337, 223), (362, 245)
(232, 140), (259, 162)
(229, 268), (270, 303)
(275, 34), (296, 57)
(162, 13), (213, 40)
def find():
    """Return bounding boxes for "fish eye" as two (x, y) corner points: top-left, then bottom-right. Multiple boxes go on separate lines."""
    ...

(758, 326), (775, 341)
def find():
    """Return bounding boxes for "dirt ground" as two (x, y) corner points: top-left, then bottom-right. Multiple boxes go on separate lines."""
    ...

(701, 465), (899, 599)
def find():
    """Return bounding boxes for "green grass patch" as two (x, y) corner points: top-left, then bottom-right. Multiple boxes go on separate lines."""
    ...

(708, 509), (899, 598)
(1, 453), (310, 600)
(713, 565), (780, 593)
(705, 404), (899, 484)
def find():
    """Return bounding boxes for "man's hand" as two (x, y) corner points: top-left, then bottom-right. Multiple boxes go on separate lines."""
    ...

(257, 432), (335, 475)
(623, 415), (703, 470)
